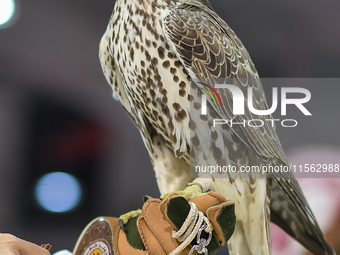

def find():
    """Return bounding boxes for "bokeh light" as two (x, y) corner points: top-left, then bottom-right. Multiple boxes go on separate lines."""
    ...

(0, 0), (15, 27)
(35, 172), (82, 213)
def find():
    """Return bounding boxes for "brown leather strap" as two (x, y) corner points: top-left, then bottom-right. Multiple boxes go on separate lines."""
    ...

(137, 199), (192, 255)
(105, 217), (121, 255)
(188, 191), (226, 215)
(135, 192), (229, 255)
(118, 229), (147, 255)
(206, 201), (234, 246)
(159, 191), (226, 229)
(106, 217), (147, 255)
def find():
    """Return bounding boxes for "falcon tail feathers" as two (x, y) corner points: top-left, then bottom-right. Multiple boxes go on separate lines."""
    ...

(271, 180), (335, 255)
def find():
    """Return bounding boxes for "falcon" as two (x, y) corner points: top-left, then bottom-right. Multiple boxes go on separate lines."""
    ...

(99, 0), (334, 254)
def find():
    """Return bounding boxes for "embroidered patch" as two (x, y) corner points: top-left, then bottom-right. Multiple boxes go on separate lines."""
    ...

(84, 240), (111, 255)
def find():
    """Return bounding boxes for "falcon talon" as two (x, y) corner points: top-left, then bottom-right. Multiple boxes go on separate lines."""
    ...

(119, 219), (128, 233)
(142, 195), (152, 203)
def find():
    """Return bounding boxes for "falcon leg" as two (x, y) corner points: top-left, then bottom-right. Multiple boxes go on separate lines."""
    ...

(161, 178), (212, 200)
(160, 184), (201, 200)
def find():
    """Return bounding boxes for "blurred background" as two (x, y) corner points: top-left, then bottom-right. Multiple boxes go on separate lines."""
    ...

(0, 0), (339, 254)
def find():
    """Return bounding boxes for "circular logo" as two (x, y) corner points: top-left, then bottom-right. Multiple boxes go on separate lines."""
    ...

(84, 240), (111, 255)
